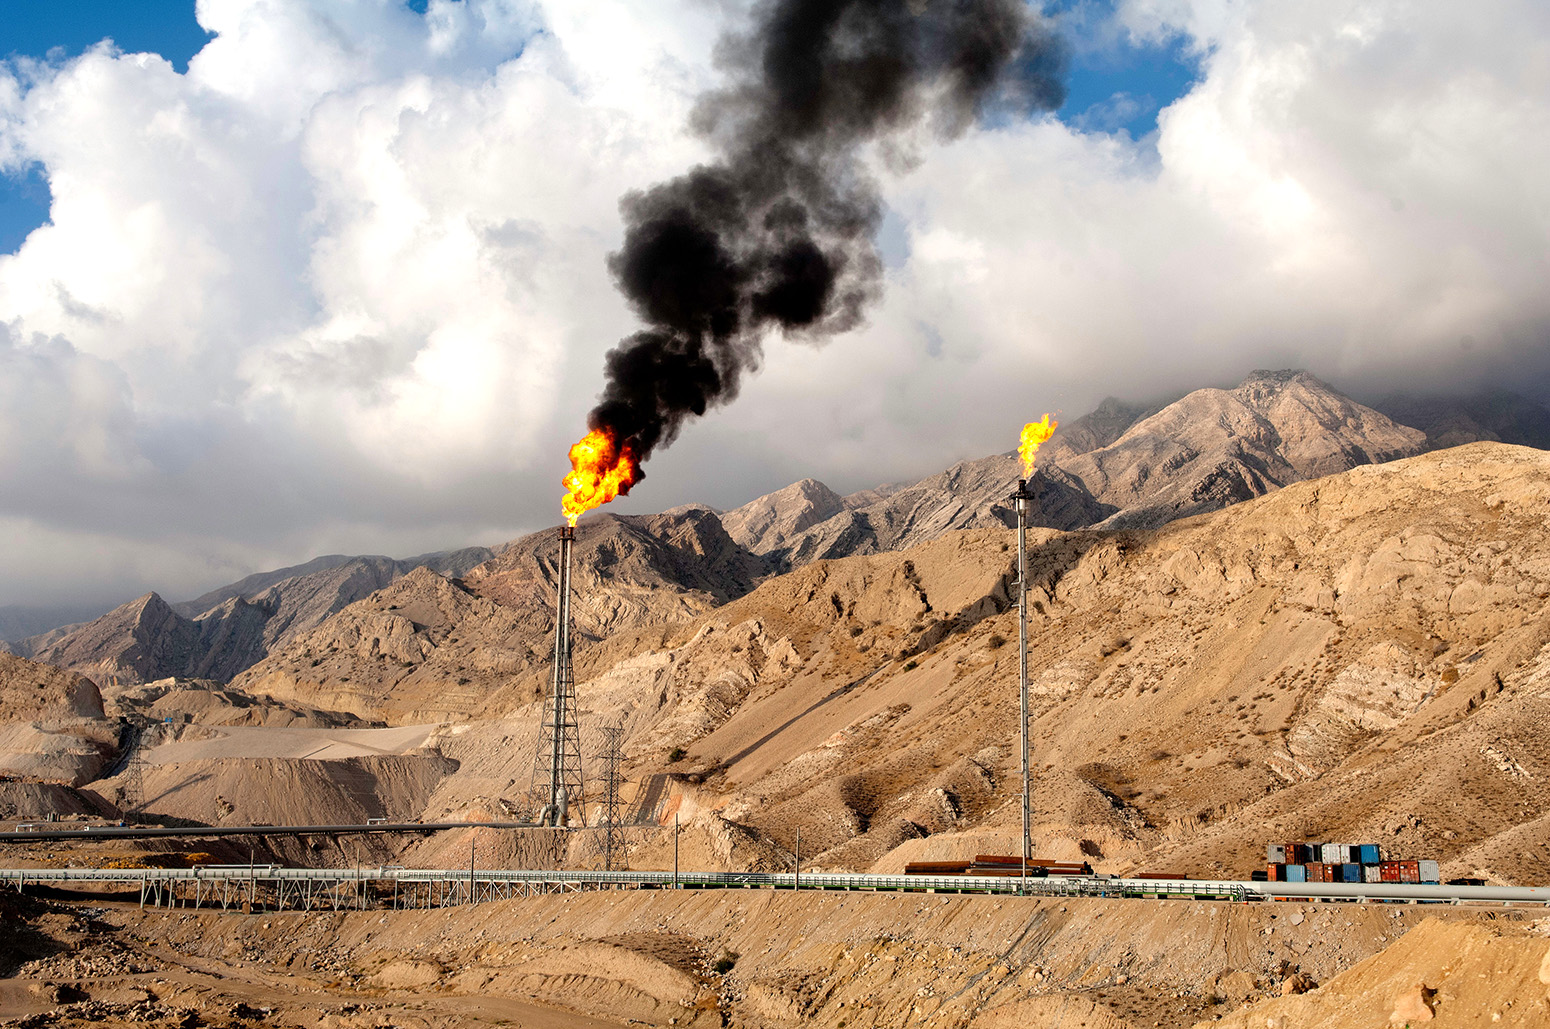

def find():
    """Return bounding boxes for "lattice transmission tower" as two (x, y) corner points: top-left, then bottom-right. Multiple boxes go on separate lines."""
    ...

(118, 721), (158, 824)
(594, 723), (628, 870)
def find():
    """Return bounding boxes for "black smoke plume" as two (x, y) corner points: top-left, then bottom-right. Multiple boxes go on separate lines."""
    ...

(587, 0), (1067, 482)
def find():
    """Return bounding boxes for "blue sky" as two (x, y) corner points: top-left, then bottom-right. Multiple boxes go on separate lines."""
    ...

(1, 1), (213, 252)
(0, 0), (1201, 255)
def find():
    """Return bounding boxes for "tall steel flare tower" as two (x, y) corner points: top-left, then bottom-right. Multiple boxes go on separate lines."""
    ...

(531, 525), (585, 827)
(1009, 477), (1033, 888)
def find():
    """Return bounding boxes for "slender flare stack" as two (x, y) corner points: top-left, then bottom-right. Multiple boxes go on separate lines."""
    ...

(531, 525), (585, 828)
(533, 429), (641, 828)
(1010, 414), (1057, 891)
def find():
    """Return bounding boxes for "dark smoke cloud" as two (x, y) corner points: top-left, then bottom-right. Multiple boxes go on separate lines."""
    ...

(588, 0), (1067, 478)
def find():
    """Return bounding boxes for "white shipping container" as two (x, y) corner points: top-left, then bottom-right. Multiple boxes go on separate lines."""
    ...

(1418, 860), (1440, 883)
(1362, 864), (1382, 883)
(1267, 844), (1286, 863)
(1321, 843), (1342, 864)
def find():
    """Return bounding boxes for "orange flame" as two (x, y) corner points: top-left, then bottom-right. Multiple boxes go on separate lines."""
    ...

(1019, 414), (1058, 477)
(562, 427), (641, 526)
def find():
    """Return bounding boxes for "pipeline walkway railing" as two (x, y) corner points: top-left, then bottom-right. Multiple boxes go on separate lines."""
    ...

(1, 866), (1546, 913)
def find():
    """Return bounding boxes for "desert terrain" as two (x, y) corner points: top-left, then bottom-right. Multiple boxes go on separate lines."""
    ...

(3, 372), (1550, 1027)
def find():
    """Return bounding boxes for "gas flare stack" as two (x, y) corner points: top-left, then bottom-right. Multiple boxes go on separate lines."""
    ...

(531, 525), (585, 828)
(1009, 413), (1056, 887)
(1009, 476), (1033, 888)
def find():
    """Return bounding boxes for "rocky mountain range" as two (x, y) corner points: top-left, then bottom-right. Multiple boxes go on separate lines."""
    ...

(7, 438), (1549, 890)
(723, 369), (1426, 567)
(6, 370), (1550, 1029)
(9, 369), (1550, 702)
(8, 548), (495, 686)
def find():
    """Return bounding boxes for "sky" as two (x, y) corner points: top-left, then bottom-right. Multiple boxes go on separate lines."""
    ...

(0, 0), (1547, 620)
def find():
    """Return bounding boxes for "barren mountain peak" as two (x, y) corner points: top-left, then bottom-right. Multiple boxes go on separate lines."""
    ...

(721, 477), (847, 555)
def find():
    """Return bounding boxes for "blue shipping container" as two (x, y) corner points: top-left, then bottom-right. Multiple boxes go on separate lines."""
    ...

(1284, 864), (1308, 883)
(1357, 844), (1381, 864)
(1339, 863), (1362, 882)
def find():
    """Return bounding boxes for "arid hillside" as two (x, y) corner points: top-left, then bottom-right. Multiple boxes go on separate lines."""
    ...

(0, 653), (115, 786)
(621, 442), (1550, 885)
(47, 442), (1548, 896)
(232, 508), (771, 723)
(6, 441), (1550, 1029)
(0, 883), (1543, 1029)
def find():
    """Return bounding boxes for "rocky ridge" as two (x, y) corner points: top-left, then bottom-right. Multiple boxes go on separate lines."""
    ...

(0, 653), (114, 785)
(8, 370), (1529, 699)
(233, 508), (771, 723)
(730, 370), (1426, 570)
(14, 548), (496, 686)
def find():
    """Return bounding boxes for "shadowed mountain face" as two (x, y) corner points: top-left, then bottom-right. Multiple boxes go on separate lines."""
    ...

(1373, 388), (1550, 452)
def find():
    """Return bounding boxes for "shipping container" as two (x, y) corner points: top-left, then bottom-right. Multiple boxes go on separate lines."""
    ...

(1267, 863), (1283, 881)
(1418, 860), (1440, 884)
(1380, 861), (1402, 883)
(1320, 843), (1341, 864)
(1305, 861), (1332, 883)
(1362, 864), (1382, 883)
(1357, 844), (1381, 864)
(1267, 844), (1287, 863)
(1339, 863), (1362, 883)
(1284, 864), (1307, 883)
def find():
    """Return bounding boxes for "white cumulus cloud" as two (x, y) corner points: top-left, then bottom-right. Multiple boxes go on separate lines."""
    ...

(0, 0), (1547, 612)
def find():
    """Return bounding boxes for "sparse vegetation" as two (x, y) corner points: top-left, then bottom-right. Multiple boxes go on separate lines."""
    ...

(668, 746), (687, 762)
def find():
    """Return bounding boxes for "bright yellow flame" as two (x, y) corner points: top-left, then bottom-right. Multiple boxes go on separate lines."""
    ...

(561, 427), (641, 526)
(1019, 414), (1058, 476)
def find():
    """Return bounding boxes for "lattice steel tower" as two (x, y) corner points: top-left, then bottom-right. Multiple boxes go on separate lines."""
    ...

(118, 721), (159, 824)
(531, 525), (585, 827)
(594, 723), (628, 870)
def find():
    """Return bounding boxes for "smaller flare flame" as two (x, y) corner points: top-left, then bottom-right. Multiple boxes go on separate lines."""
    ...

(562, 427), (641, 527)
(1019, 414), (1058, 477)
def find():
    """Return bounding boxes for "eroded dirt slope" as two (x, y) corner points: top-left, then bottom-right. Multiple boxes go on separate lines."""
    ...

(590, 443), (1550, 883)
